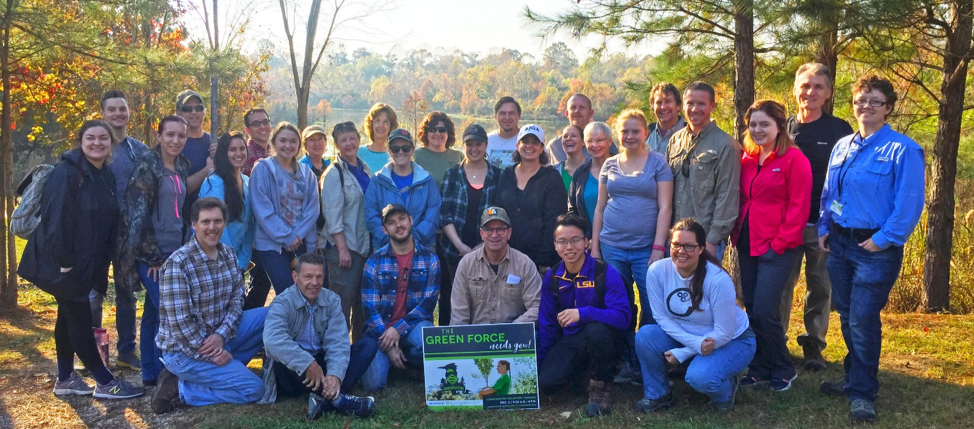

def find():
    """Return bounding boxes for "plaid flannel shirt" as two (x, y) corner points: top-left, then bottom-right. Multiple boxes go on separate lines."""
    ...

(438, 163), (502, 261)
(156, 236), (244, 361)
(362, 242), (440, 339)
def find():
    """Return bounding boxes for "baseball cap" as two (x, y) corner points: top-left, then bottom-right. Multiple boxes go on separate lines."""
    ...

(480, 206), (511, 227)
(302, 125), (327, 141)
(381, 204), (409, 223)
(462, 124), (488, 143)
(388, 128), (414, 146)
(516, 124), (544, 143)
(175, 89), (204, 110)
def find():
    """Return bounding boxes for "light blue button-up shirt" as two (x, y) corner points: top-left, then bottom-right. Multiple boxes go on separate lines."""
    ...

(817, 124), (925, 249)
(296, 302), (322, 353)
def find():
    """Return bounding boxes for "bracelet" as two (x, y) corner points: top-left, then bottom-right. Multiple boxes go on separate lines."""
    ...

(652, 244), (665, 252)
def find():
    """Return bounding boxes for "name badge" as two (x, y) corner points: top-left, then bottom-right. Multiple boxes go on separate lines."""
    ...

(830, 200), (843, 216)
(506, 274), (521, 284)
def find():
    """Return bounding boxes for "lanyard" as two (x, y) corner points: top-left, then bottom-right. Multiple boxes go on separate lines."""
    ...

(835, 133), (867, 202)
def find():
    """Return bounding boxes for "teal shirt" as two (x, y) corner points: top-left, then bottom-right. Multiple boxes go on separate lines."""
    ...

(198, 173), (255, 270)
(358, 146), (390, 174)
(583, 172), (599, 223)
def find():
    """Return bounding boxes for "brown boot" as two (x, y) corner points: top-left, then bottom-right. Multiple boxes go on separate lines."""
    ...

(585, 379), (612, 417)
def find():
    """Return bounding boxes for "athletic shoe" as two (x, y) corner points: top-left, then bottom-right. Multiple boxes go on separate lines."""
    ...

(802, 344), (827, 372)
(612, 361), (636, 384)
(116, 352), (142, 371)
(633, 392), (673, 413)
(585, 379), (612, 417)
(739, 375), (768, 387)
(769, 374), (798, 392)
(820, 380), (847, 397)
(151, 368), (180, 414)
(53, 371), (94, 396)
(308, 393), (328, 421)
(709, 375), (740, 412)
(850, 398), (877, 422)
(334, 393), (375, 418)
(93, 377), (145, 399)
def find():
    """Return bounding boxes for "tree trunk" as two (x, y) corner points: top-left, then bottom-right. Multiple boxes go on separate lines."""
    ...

(815, 27), (839, 114)
(297, 87), (309, 129)
(923, 0), (972, 313)
(732, 0), (755, 142)
(0, 0), (15, 308)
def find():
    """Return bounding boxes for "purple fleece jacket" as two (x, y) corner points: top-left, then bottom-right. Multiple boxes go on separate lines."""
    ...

(537, 254), (631, 364)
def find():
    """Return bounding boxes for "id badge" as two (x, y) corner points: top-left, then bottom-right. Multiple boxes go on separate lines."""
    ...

(830, 200), (843, 216)
(506, 274), (521, 284)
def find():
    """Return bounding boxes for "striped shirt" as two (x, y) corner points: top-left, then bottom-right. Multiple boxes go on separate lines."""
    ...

(362, 242), (440, 339)
(156, 236), (244, 361)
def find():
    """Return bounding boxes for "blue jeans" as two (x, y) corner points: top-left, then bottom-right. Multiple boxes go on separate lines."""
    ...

(139, 261), (166, 382)
(635, 324), (755, 402)
(257, 248), (305, 295)
(360, 320), (432, 391)
(162, 307), (269, 406)
(89, 264), (138, 355)
(738, 245), (801, 381)
(827, 231), (903, 402)
(600, 242), (651, 323)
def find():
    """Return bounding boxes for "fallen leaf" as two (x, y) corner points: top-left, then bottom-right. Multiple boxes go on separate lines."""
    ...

(560, 411), (572, 418)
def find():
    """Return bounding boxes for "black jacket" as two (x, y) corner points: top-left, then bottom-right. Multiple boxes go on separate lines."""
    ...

(19, 149), (119, 301)
(497, 165), (568, 268)
(567, 158), (595, 229)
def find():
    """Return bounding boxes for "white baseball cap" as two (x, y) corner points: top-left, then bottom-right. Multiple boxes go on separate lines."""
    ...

(516, 124), (544, 143)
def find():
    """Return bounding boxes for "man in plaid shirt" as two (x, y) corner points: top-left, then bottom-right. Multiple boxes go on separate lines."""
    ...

(359, 204), (440, 392)
(151, 198), (269, 413)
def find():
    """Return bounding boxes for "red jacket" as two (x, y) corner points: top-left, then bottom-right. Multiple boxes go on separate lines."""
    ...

(732, 146), (812, 256)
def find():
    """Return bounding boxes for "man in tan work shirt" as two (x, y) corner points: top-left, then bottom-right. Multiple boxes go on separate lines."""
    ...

(450, 207), (541, 325)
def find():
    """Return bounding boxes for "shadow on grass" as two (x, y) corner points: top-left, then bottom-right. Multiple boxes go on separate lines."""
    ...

(0, 302), (56, 378)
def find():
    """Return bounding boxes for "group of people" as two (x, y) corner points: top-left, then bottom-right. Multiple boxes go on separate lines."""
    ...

(19, 61), (924, 423)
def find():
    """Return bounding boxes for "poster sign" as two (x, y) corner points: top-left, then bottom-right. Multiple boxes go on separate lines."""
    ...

(422, 322), (539, 411)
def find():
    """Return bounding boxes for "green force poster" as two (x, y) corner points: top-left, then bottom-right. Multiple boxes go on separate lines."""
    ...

(422, 322), (540, 411)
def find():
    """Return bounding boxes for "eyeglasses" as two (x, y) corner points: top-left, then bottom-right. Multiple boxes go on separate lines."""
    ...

(670, 242), (702, 253)
(389, 145), (412, 154)
(427, 126), (447, 134)
(481, 226), (510, 235)
(554, 237), (586, 247)
(247, 119), (271, 127)
(853, 99), (888, 108)
(333, 121), (355, 132)
(179, 105), (205, 113)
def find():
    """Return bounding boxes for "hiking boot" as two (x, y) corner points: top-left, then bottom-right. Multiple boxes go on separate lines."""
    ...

(585, 379), (612, 417)
(151, 368), (181, 414)
(820, 379), (847, 397)
(770, 374), (798, 392)
(850, 398), (877, 422)
(334, 393), (375, 418)
(93, 377), (145, 399)
(53, 371), (94, 396)
(612, 361), (636, 384)
(116, 352), (142, 371)
(630, 366), (643, 386)
(708, 375), (740, 412)
(633, 392), (672, 413)
(739, 374), (768, 388)
(802, 344), (827, 372)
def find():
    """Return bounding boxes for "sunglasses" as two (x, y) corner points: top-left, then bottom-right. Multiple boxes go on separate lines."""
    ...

(389, 145), (413, 154)
(427, 126), (447, 134)
(179, 105), (205, 113)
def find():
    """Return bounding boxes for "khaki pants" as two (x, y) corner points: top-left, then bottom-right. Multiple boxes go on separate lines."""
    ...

(326, 246), (367, 343)
(781, 225), (831, 352)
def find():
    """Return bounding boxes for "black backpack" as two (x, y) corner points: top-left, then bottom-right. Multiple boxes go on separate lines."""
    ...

(547, 259), (638, 330)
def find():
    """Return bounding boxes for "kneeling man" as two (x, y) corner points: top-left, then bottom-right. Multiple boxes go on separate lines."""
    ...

(538, 214), (631, 417)
(451, 207), (541, 325)
(152, 197), (268, 413)
(360, 204), (440, 391)
(262, 253), (378, 419)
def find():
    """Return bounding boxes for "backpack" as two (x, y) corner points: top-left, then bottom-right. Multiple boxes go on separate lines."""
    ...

(547, 259), (638, 330)
(11, 164), (55, 239)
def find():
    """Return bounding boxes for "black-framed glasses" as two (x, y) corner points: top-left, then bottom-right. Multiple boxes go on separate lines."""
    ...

(179, 105), (205, 113)
(247, 119), (271, 127)
(482, 226), (510, 235)
(332, 121), (356, 133)
(389, 145), (413, 154)
(853, 99), (888, 108)
(670, 242), (702, 253)
(427, 126), (447, 134)
(554, 237), (585, 247)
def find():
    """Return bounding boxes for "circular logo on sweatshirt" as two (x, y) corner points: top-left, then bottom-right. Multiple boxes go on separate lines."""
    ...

(666, 287), (694, 317)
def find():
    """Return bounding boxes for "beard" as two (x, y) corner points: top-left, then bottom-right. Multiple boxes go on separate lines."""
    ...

(389, 229), (413, 245)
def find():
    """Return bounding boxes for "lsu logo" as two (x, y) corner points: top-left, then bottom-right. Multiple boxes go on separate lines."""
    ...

(577, 280), (595, 289)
